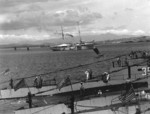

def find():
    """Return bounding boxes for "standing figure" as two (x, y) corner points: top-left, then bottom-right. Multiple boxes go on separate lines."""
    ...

(27, 92), (32, 108)
(85, 69), (93, 81)
(34, 76), (43, 88)
(124, 57), (129, 66)
(102, 72), (110, 83)
(112, 61), (115, 68)
(135, 108), (141, 114)
(135, 53), (138, 59)
(80, 82), (85, 97)
(34, 77), (38, 88)
(117, 57), (121, 67)
(38, 76), (43, 88)
(9, 78), (14, 89)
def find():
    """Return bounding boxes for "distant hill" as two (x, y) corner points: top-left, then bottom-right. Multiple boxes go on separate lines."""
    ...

(105, 35), (150, 44)
(29, 33), (134, 45)
(0, 33), (149, 48)
(35, 33), (149, 45)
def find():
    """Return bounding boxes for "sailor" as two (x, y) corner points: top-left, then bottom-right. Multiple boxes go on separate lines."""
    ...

(38, 76), (43, 88)
(27, 92), (32, 108)
(132, 51), (136, 59)
(53, 78), (57, 85)
(141, 51), (145, 58)
(135, 51), (138, 59)
(141, 90), (146, 95)
(145, 51), (148, 57)
(129, 51), (132, 59)
(70, 95), (75, 114)
(112, 61), (115, 68)
(124, 57), (129, 66)
(117, 57), (121, 67)
(135, 108), (141, 114)
(85, 69), (93, 81)
(140, 90), (150, 99)
(9, 78), (14, 89)
(98, 90), (102, 96)
(102, 72), (110, 83)
(80, 82), (85, 97)
(34, 77), (38, 88)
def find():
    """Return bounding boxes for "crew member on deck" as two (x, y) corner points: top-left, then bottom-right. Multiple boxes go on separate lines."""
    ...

(27, 92), (32, 108)
(34, 77), (38, 88)
(124, 57), (129, 66)
(112, 60), (115, 68)
(98, 90), (102, 96)
(102, 72), (110, 83)
(80, 82), (85, 97)
(117, 57), (121, 67)
(34, 76), (43, 88)
(38, 76), (43, 88)
(9, 78), (14, 89)
(135, 108), (141, 114)
(85, 69), (93, 81)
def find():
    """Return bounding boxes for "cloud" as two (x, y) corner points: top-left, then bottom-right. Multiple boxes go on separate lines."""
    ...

(0, 8), (102, 31)
(0, 15), (11, 24)
(107, 29), (130, 35)
(0, 34), (50, 41)
(22, 4), (44, 12)
(90, 29), (130, 35)
(125, 8), (134, 11)
(132, 30), (145, 35)
(102, 26), (115, 30)
(54, 8), (102, 26)
(116, 25), (126, 29)
(91, 29), (148, 36)
(102, 25), (126, 30)
(1, 0), (150, 44)
(0, 11), (48, 30)
(0, 0), (48, 8)
(113, 12), (118, 16)
(0, 0), (48, 14)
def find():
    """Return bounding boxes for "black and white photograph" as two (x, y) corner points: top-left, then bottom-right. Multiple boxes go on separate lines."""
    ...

(0, 0), (150, 114)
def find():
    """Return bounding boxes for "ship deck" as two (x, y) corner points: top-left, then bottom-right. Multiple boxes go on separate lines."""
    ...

(0, 50), (150, 114)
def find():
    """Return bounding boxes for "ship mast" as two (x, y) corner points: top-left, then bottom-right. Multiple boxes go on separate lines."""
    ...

(61, 25), (64, 40)
(77, 22), (82, 43)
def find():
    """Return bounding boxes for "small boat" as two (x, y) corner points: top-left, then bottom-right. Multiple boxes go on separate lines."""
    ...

(51, 43), (75, 51)
(51, 42), (94, 51)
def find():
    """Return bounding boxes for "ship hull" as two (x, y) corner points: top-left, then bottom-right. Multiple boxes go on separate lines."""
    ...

(1, 66), (149, 99)
(14, 93), (150, 114)
(51, 42), (94, 51)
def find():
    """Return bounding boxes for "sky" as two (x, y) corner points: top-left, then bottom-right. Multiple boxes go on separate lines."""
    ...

(0, 0), (150, 43)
